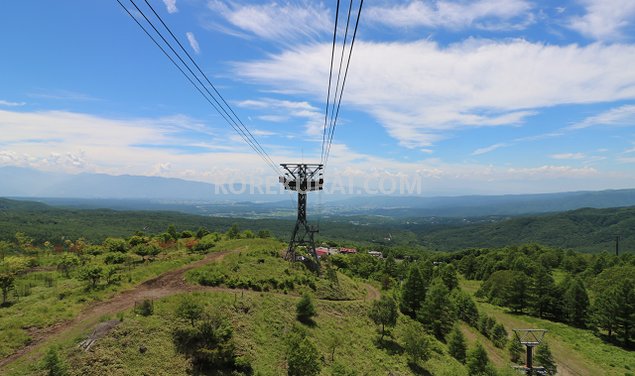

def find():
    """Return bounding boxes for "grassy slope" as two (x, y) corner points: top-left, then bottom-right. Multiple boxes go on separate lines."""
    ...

(0, 248), (201, 359)
(459, 279), (635, 376)
(4, 239), (467, 376)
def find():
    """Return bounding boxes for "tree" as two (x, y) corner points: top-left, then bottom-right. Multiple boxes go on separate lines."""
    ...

(133, 244), (160, 262)
(447, 326), (467, 363)
(296, 293), (316, 323)
(0, 272), (15, 306)
(491, 323), (508, 348)
(466, 343), (497, 376)
(286, 333), (321, 376)
(531, 265), (561, 319)
(325, 330), (344, 362)
(508, 339), (523, 364)
(504, 273), (530, 313)
(418, 277), (456, 339)
(257, 229), (271, 239)
(56, 253), (79, 278)
(437, 263), (459, 291)
(0, 241), (12, 260)
(535, 342), (557, 375)
(42, 347), (68, 376)
(166, 224), (178, 240)
(400, 264), (428, 318)
(196, 227), (210, 239)
(103, 237), (127, 253)
(613, 279), (635, 345)
(226, 224), (241, 240)
(451, 290), (479, 327)
(15, 232), (33, 250)
(176, 296), (204, 326)
(399, 320), (431, 366)
(591, 266), (635, 343)
(369, 295), (398, 340)
(563, 277), (589, 327)
(78, 265), (102, 289)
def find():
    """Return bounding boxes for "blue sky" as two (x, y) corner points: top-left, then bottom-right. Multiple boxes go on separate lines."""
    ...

(2, 0), (635, 195)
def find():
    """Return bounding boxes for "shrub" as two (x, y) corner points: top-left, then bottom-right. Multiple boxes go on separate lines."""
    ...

(296, 293), (316, 323)
(136, 299), (154, 316)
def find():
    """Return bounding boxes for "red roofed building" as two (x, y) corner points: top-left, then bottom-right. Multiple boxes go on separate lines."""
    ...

(316, 247), (330, 258)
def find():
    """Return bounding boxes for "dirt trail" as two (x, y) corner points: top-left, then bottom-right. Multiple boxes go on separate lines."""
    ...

(0, 251), (231, 370)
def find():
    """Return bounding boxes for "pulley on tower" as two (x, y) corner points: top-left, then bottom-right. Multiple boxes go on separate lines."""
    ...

(279, 163), (324, 270)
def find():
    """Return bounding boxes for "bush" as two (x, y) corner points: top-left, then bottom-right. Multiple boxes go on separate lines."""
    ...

(296, 293), (316, 323)
(104, 252), (126, 265)
(172, 313), (246, 373)
(136, 299), (154, 316)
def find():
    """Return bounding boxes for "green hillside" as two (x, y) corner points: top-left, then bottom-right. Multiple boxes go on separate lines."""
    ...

(419, 206), (635, 253)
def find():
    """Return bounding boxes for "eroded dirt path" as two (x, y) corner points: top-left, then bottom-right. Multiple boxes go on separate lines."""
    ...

(0, 251), (231, 370)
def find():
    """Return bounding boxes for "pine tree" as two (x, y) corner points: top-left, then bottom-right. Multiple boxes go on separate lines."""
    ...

(614, 279), (635, 345)
(42, 347), (68, 376)
(508, 339), (523, 364)
(296, 293), (316, 324)
(491, 323), (508, 348)
(563, 277), (589, 327)
(451, 290), (479, 327)
(531, 266), (560, 319)
(417, 277), (456, 339)
(400, 264), (428, 318)
(504, 273), (530, 313)
(466, 343), (496, 376)
(535, 342), (557, 375)
(447, 326), (467, 363)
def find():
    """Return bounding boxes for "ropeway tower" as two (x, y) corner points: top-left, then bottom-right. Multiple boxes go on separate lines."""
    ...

(279, 163), (324, 269)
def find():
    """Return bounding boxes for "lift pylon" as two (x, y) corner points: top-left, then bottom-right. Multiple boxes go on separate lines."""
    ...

(279, 163), (324, 269)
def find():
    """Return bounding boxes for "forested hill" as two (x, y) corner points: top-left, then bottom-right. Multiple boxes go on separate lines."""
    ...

(418, 206), (635, 253)
(2, 197), (635, 253)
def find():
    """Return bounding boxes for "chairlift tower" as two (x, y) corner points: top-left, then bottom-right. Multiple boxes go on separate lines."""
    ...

(512, 329), (548, 375)
(279, 163), (324, 269)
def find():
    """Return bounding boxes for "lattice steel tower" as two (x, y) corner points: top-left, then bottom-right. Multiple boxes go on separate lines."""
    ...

(279, 163), (324, 268)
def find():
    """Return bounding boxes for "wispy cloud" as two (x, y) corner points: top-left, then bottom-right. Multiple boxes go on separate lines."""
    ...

(162, 0), (178, 14)
(0, 99), (26, 107)
(568, 0), (635, 41)
(236, 98), (323, 136)
(186, 32), (201, 54)
(550, 152), (586, 160)
(366, 0), (533, 30)
(207, 1), (330, 42)
(235, 39), (635, 148)
(472, 142), (509, 156)
(569, 105), (635, 130)
(28, 89), (99, 102)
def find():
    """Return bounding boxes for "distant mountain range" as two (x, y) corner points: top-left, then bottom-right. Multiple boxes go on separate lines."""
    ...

(2, 166), (635, 218)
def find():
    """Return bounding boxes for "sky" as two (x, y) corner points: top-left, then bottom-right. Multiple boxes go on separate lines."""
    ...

(2, 0), (635, 196)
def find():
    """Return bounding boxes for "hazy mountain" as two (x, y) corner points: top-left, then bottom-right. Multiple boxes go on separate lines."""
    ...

(3, 166), (635, 218)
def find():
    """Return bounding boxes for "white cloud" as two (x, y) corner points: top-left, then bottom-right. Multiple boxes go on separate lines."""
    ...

(1, 109), (631, 194)
(207, 1), (330, 42)
(472, 143), (509, 155)
(569, 0), (635, 40)
(235, 39), (635, 148)
(236, 98), (323, 136)
(550, 152), (586, 160)
(569, 105), (635, 130)
(366, 0), (533, 30)
(0, 100), (26, 107)
(163, 0), (178, 14)
(186, 32), (201, 54)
